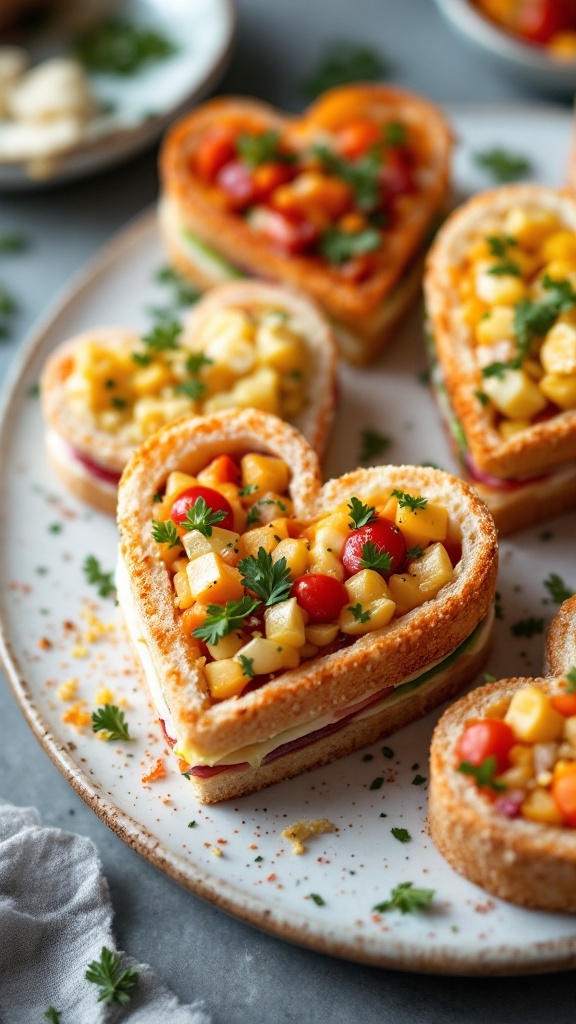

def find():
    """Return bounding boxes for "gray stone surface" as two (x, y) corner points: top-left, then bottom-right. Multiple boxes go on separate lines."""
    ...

(0, 1), (574, 1020)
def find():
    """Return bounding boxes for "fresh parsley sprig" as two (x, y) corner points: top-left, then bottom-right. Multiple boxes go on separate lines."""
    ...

(74, 17), (176, 75)
(83, 555), (115, 598)
(319, 225), (381, 264)
(406, 545), (424, 559)
(192, 596), (260, 645)
(238, 547), (292, 606)
(348, 496), (377, 529)
(392, 489), (427, 511)
(43, 1010), (62, 1024)
(182, 497), (227, 537)
(313, 143), (383, 212)
(544, 572), (574, 605)
(92, 705), (132, 742)
(141, 318), (182, 352)
(85, 946), (139, 1005)
(487, 259), (521, 277)
(174, 379), (206, 400)
(359, 541), (393, 573)
(151, 519), (181, 547)
(237, 130), (294, 167)
(486, 234), (517, 258)
(349, 603), (370, 624)
(457, 755), (505, 792)
(373, 881), (435, 914)
(359, 428), (391, 464)
(300, 43), (387, 99)
(156, 266), (200, 307)
(473, 147), (532, 182)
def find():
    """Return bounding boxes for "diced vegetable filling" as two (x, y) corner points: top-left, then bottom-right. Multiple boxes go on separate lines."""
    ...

(151, 452), (459, 703)
(473, 0), (576, 54)
(64, 305), (311, 442)
(457, 206), (576, 437)
(456, 672), (576, 827)
(192, 113), (422, 280)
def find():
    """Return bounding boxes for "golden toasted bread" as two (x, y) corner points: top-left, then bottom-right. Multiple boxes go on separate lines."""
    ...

(117, 408), (497, 803)
(546, 594), (576, 675)
(159, 85), (452, 365)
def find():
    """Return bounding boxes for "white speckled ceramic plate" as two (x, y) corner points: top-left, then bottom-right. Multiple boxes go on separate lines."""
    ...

(0, 0), (235, 189)
(1, 105), (576, 974)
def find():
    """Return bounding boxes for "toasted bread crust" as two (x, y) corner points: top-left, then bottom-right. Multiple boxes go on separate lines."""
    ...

(429, 677), (576, 912)
(425, 185), (576, 479)
(545, 595), (576, 675)
(117, 409), (497, 773)
(159, 86), (452, 354)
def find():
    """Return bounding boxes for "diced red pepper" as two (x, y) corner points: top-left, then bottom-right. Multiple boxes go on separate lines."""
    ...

(195, 128), (237, 182)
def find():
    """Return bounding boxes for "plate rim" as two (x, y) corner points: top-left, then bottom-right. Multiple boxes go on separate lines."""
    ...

(2, 103), (576, 975)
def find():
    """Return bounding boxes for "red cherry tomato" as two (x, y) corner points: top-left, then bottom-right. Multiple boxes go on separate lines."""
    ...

(171, 486), (234, 531)
(216, 159), (257, 211)
(380, 150), (415, 202)
(456, 719), (516, 774)
(342, 518), (407, 579)
(291, 574), (349, 623)
(253, 207), (319, 254)
(516, 0), (573, 42)
(194, 128), (237, 182)
(336, 119), (382, 160)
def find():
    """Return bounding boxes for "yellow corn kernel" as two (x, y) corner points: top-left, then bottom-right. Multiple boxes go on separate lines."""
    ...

(395, 501), (448, 547)
(305, 622), (339, 646)
(499, 418), (531, 440)
(474, 263), (526, 306)
(542, 231), (576, 264)
(173, 568), (194, 610)
(236, 519), (290, 559)
(475, 305), (515, 346)
(234, 636), (300, 674)
(206, 631), (245, 661)
(482, 367), (548, 420)
(407, 542), (453, 600)
(502, 207), (560, 249)
(505, 685), (565, 743)
(265, 597), (306, 648)
(540, 322), (576, 375)
(271, 537), (309, 579)
(186, 552), (244, 605)
(240, 453), (290, 500)
(521, 787), (564, 826)
(539, 372), (576, 410)
(205, 658), (248, 700)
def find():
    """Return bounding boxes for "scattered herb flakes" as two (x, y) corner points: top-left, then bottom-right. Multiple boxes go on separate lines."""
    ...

(153, 492), (163, 503)
(544, 573), (574, 605)
(74, 17), (177, 75)
(349, 602), (371, 624)
(83, 555), (115, 598)
(474, 389), (490, 406)
(495, 592), (504, 620)
(382, 746), (394, 759)
(193, 596), (260, 646)
(255, 855), (264, 862)
(511, 617), (544, 639)
(483, 672), (496, 683)
(473, 147), (532, 182)
(406, 545), (424, 560)
(237, 130), (293, 168)
(44, 1010), (62, 1024)
(379, 812), (387, 818)
(458, 756), (505, 792)
(0, 232), (27, 253)
(91, 704), (132, 742)
(373, 881), (435, 914)
(370, 776), (384, 790)
(391, 827), (411, 843)
(319, 225), (381, 264)
(155, 266), (200, 307)
(359, 428), (391, 464)
(300, 43), (387, 99)
(238, 654), (255, 679)
(411, 763), (419, 771)
(309, 893), (326, 906)
(565, 667), (576, 693)
(187, 820), (197, 828)
(362, 753), (374, 762)
(48, 522), (63, 534)
(26, 382), (40, 397)
(239, 483), (258, 498)
(412, 774), (426, 786)
(85, 946), (139, 1006)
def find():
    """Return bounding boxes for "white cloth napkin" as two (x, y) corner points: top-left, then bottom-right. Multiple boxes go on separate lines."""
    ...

(0, 801), (210, 1024)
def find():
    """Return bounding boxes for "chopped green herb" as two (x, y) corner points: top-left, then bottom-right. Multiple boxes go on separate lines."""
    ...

(237, 130), (294, 167)
(544, 573), (574, 605)
(474, 147), (532, 182)
(193, 596), (260, 646)
(474, 389), (490, 406)
(565, 667), (576, 693)
(370, 776), (384, 790)
(74, 17), (177, 75)
(319, 225), (381, 264)
(0, 286), (16, 316)
(174, 379), (206, 400)
(412, 774), (426, 786)
(349, 603), (371, 624)
(156, 266), (200, 307)
(131, 351), (152, 367)
(26, 382), (40, 397)
(458, 755), (505, 791)
(153, 492), (163, 503)
(0, 232), (27, 253)
(239, 483), (258, 498)
(141, 319), (182, 352)
(486, 234), (517, 258)
(185, 352), (213, 375)
(245, 505), (262, 527)
(511, 617), (544, 638)
(391, 827), (411, 843)
(151, 519), (181, 547)
(238, 654), (255, 679)
(487, 259), (521, 276)
(406, 545), (424, 559)
(392, 490), (427, 511)
(382, 745), (394, 758)
(85, 946), (139, 1005)
(255, 854), (264, 862)
(313, 143), (383, 212)
(83, 555), (115, 598)
(360, 541), (393, 573)
(348, 496), (377, 529)
(182, 496), (227, 537)
(359, 428), (391, 464)
(373, 881), (435, 914)
(385, 121), (406, 146)
(309, 893), (326, 906)
(300, 42), (387, 99)
(187, 820), (197, 828)
(238, 547), (292, 606)
(48, 522), (62, 534)
(483, 672), (496, 683)
(44, 1010), (62, 1024)
(111, 396), (127, 410)
(92, 705), (131, 742)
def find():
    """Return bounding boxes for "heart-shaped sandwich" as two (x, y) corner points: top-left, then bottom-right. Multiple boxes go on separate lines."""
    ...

(425, 184), (576, 535)
(40, 280), (337, 513)
(159, 84), (452, 365)
(117, 408), (497, 803)
(429, 598), (576, 912)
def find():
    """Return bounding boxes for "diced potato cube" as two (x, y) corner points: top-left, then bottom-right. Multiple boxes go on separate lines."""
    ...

(541, 229), (576, 264)
(482, 367), (547, 420)
(232, 366), (281, 413)
(248, 491), (294, 526)
(206, 631), (245, 661)
(200, 361), (236, 396)
(200, 309), (256, 372)
(387, 572), (426, 614)
(539, 372), (576, 410)
(305, 622), (339, 646)
(237, 519), (290, 559)
(256, 319), (306, 373)
(499, 418), (531, 440)
(408, 542), (453, 600)
(505, 685), (565, 743)
(540, 322), (576, 375)
(395, 501), (448, 547)
(186, 552), (244, 605)
(173, 568), (194, 610)
(265, 597), (306, 648)
(234, 637), (300, 674)
(460, 296), (488, 328)
(345, 569), (390, 605)
(132, 361), (173, 396)
(216, 482), (246, 534)
(241, 453), (290, 499)
(521, 787), (564, 825)
(475, 305), (515, 346)
(164, 471), (198, 499)
(312, 519), (349, 561)
(183, 526), (240, 563)
(503, 206), (559, 249)
(339, 596), (395, 635)
(309, 546), (345, 581)
(205, 658), (248, 700)
(474, 263), (526, 305)
(523, 357), (544, 381)
(272, 537), (309, 579)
